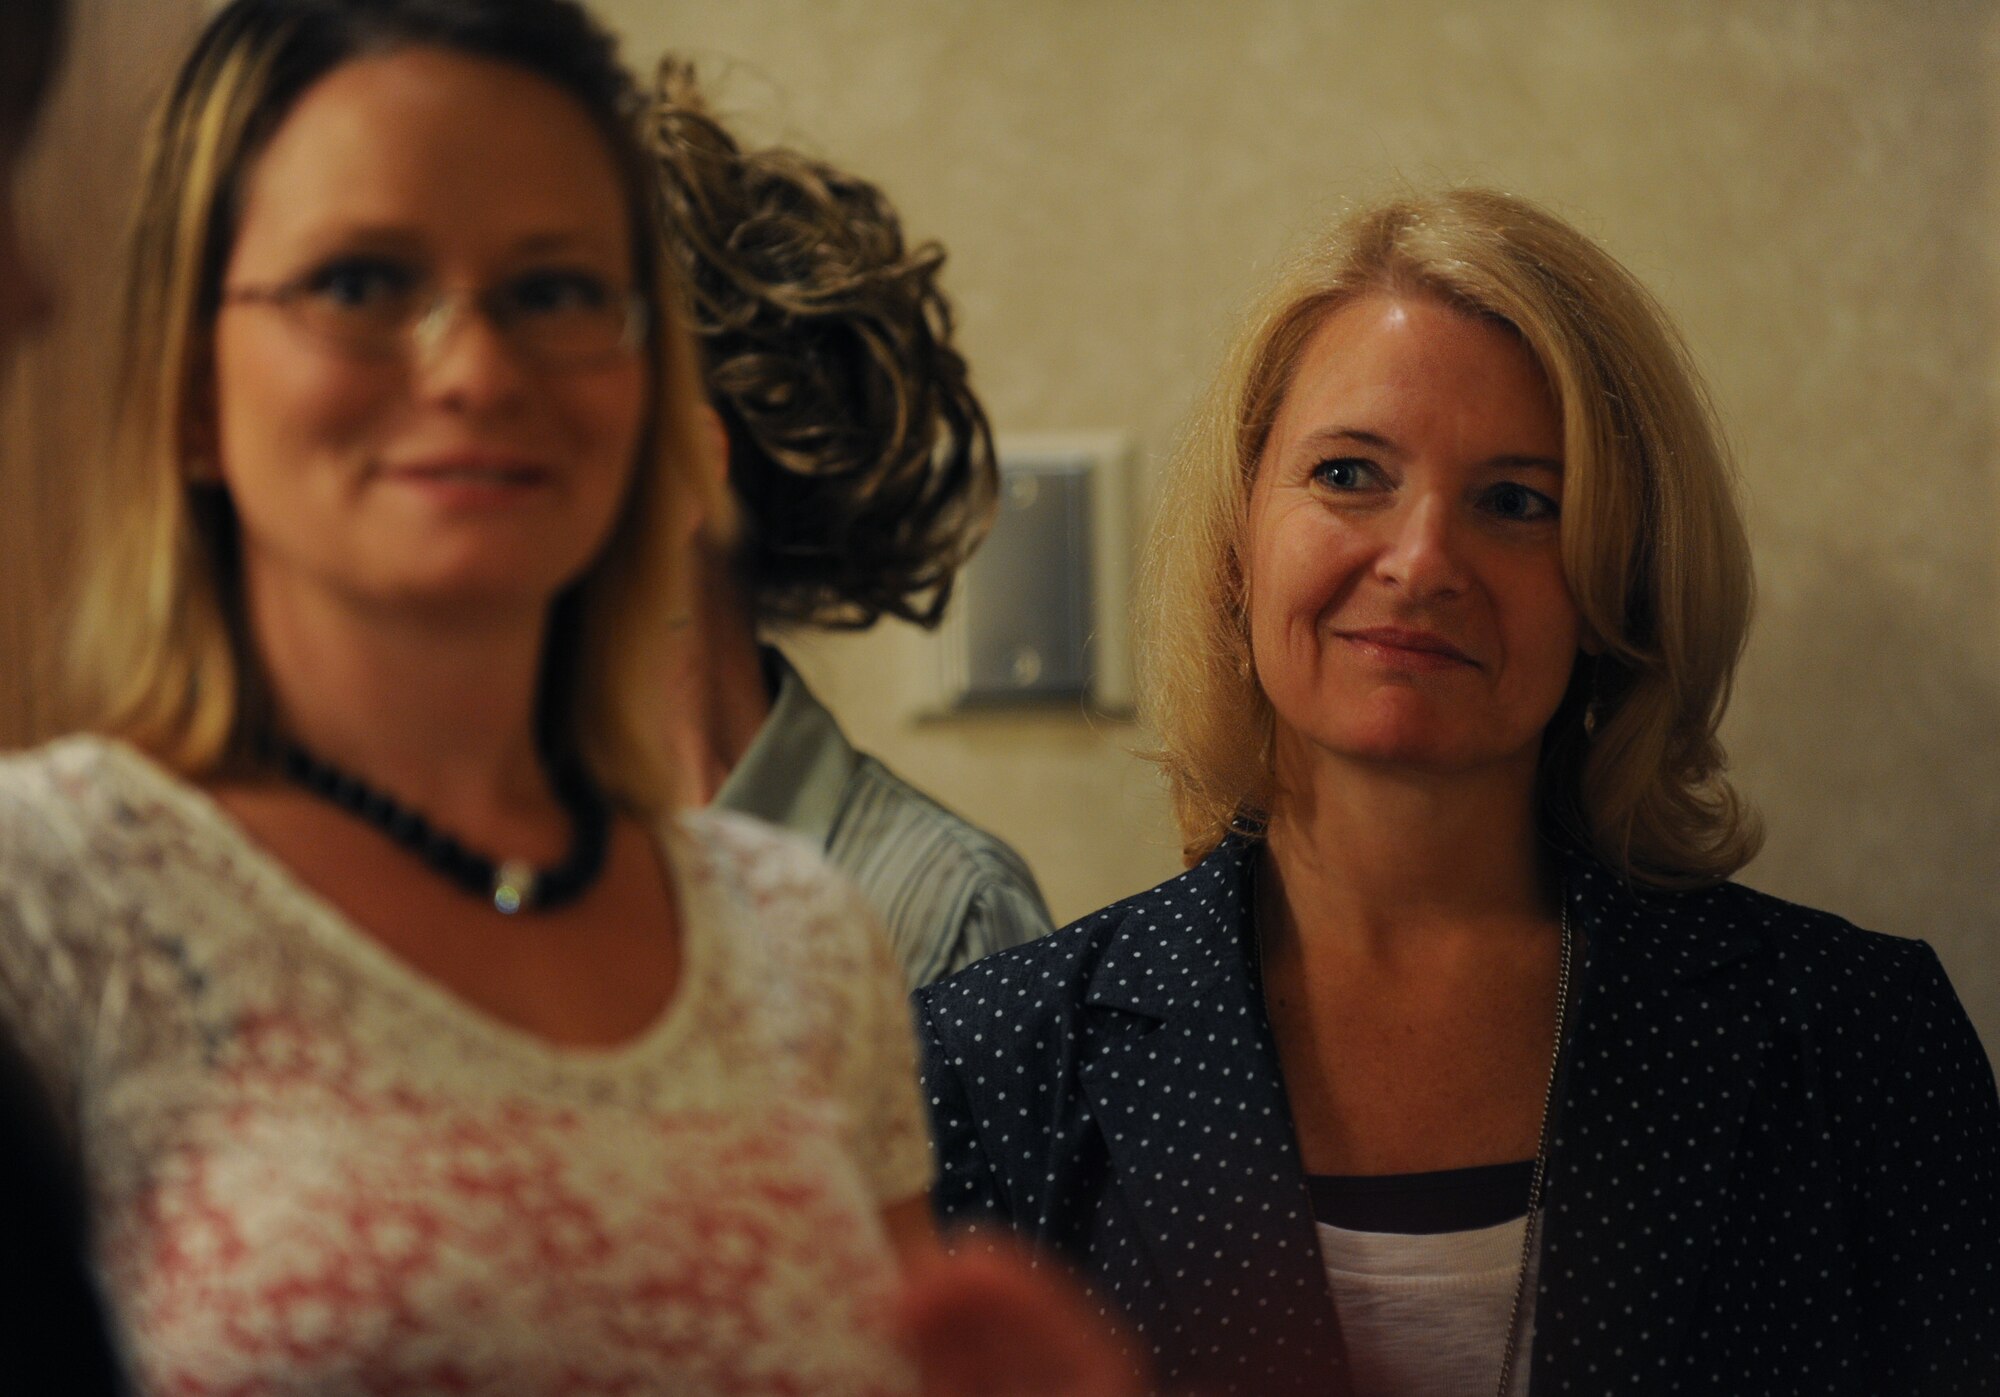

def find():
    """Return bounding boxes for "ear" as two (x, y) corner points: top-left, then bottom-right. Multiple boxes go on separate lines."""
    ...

(697, 400), (730, 493)
(1578, 624), (1608, 657)
(683, 398), (738, 546)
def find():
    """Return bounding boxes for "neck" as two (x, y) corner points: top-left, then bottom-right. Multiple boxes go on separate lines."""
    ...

(659, 547), (772, 806)
(246, 577), (552, 821)
(1261, 738), (1554, 958)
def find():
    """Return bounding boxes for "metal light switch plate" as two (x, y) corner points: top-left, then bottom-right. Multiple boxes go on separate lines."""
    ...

(935, 434), (1134, 714)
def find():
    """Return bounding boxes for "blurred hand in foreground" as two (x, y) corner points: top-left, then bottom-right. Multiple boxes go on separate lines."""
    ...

(895, 1230), (1149, 1397)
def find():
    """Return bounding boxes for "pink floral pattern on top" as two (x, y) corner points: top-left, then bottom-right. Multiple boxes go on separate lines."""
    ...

(0, 738), (933, 1396)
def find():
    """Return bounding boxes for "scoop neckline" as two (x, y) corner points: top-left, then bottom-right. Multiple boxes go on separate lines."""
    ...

(1313, 1212), (1529, 1279)
(84, 736), (712, 1072)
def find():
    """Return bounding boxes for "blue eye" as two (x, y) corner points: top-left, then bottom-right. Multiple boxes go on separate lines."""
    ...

(304, 257), (418, 310)
(1484, 481), (1559, 521)
(1313, 458), (1377, 491)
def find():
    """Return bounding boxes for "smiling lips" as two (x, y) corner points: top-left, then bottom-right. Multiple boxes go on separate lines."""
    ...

(1333, 626), (1479, 671)
(383, 453), (551, 501)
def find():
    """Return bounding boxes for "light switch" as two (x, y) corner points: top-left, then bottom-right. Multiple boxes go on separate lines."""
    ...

(936, 434), (1133, 713)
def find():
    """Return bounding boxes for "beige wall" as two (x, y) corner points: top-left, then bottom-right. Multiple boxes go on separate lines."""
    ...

(8, 2), (1994, 1058)
(600, 0), (2000, 1055)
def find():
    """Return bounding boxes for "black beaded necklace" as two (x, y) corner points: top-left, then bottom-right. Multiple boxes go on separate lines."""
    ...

(268, 738), (613, 915)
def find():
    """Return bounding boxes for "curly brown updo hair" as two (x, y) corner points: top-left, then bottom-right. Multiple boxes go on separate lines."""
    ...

(641, 59), (997, 631)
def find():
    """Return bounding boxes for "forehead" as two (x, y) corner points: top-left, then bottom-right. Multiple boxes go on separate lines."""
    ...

(231, 46), (631, 265)
(1268, 292), (1560, 454)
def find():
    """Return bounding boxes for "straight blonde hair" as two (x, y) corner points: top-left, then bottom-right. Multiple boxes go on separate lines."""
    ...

(1145, 188), (1760, 886)
(64, 0), (733, 812)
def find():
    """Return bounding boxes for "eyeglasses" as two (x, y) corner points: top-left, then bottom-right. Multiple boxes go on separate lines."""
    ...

(220, 259), (648, 366)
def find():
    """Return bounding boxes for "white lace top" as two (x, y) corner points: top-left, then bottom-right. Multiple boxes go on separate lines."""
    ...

(0, 737), (932, 1396)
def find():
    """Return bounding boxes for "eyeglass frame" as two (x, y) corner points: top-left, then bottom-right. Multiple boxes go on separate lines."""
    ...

(217, 272), (651, 367)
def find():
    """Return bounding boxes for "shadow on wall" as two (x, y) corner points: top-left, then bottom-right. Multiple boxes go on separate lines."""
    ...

(1733, 544), (2000, 1058)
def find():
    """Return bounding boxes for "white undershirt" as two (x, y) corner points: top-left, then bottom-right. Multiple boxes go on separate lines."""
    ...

(1315, 1215), (1539, 1397)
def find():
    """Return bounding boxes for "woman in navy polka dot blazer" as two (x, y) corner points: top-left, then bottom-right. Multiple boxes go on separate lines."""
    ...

(915, 188), (1999, 1396)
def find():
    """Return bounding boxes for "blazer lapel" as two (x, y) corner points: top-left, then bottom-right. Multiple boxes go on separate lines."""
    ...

(1531, 856), (1771, 1392)
(1076, 839), (1346, 1394)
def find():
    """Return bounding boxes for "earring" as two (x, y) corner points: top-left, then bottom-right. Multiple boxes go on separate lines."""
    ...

(1582, 656), (1617, 739)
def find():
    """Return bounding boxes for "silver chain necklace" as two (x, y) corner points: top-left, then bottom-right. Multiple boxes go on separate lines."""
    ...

(1493, 897), (1575, 1397)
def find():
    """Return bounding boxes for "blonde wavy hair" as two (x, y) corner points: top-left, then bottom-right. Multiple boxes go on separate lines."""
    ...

(1144, 188), (1760, 887)
(63, 0), (730, 812)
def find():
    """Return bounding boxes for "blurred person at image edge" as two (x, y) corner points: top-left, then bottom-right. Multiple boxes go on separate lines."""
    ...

(0, 0), (130, 1389)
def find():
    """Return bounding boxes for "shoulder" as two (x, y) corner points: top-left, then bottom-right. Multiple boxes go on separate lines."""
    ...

(1709, 877), (1928, 964)
(0, 736), (174, 877)
(0, 739), (194, 1040)
(832, 755), (1044, 899)
(1678, 874), (1927, 971)
(828, 757), (1054, 978)
(672, 804), (904, 989)
(1718, 880), (1962, 1033)
(674, 801), (837, 880)
(0, 734), (136, 811)
(914, 842), (1249, 1045)
(672, 804), (864, 926)
(1584, 864), (1959, 1033)
(671, 805), (918, 1107)
(912, 912), (1103, 1037)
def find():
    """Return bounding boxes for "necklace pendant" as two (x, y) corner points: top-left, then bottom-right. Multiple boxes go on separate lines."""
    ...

(270, 736), (611, 916)
(493, 859), (536, 915)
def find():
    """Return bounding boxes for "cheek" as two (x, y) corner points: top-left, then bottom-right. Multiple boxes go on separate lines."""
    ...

(554, 362), (650, 519)
(1245, 528), (1366, 724)
(563, 361), (648, 455)
(1247, 513), (1363, 644)
(211, 321), (389, 481)
(1502, 574), (1588, 704)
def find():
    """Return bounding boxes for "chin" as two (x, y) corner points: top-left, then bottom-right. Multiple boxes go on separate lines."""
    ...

(382, 565), (580, 615)
(1323, 694), (1454, 761)
(406, 540), (600, 597)
(1294, 706), (1514, 776)
(1275, 686), (1540, 778)
(1336, 734), (1467, 772)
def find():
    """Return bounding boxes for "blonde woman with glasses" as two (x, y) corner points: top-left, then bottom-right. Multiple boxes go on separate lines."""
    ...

(0, 1), (1133, 1392)
(917, 189), (2000, 1396)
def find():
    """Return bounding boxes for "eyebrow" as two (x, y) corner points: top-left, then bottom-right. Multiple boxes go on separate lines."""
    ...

(508, 230), (626, 260)
(283, 225), (624, 261)
(288, 223), (424, 254)
(1296, 425), (1563, 474)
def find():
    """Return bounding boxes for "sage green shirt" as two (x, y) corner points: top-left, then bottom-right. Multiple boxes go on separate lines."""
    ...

(714, 651), (1053, 987)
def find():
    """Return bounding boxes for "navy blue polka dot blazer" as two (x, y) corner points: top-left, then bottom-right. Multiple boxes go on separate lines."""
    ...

(915, 834), (2000, 1396)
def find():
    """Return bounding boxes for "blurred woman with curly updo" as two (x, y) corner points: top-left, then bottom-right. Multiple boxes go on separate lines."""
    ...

(642, 62), (1051, 986)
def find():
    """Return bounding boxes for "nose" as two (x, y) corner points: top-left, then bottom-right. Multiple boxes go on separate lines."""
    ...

(409, 293), (530, 412)
(1373, 490), (1469, 600)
